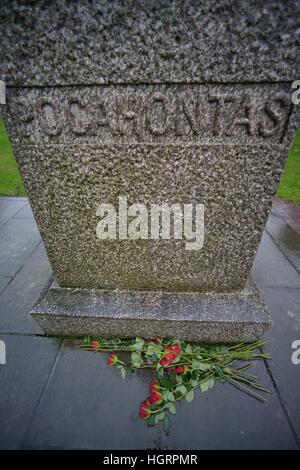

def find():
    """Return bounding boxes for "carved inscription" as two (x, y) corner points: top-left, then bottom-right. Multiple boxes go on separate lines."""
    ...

(8, 86), (291, 143)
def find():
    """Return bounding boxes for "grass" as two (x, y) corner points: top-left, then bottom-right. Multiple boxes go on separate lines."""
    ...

(277, 128), (300, 204)
(0, 116), (299, 203)
(0, 117), (25, 196)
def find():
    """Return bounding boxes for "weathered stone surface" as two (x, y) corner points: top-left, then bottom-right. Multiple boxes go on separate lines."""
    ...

(0, 0), (299, 86)
(1, 0), (299, 339)
(31, 281), (271, 342)
(2, 83), (294, 291)
(6, 142), (286, 291)
(3, 84), (293, 145)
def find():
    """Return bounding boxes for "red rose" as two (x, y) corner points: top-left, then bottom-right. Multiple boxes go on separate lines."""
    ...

(90, 341), (100, 352)
(170, 365), (187, 374)
(149, 380), (160, 394)
(149, 391), (163, 405)
(165, 344), (181, 356)
(154, 336), (163, 344)
(139, 399), (151, 419)
(160, 351), (176, 367)
(107, 352), (118, 366)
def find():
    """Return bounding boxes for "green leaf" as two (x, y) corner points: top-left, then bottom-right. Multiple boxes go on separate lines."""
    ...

(208, 378), (215, 389)
(150, 353), (159, 362)
(200, 363), (211, 371)
(130, 339), (145, 351)
(200, 382), (209, 393)
(135, 337), (144, 343)
(157, 412), (165, 422)
(147, 415), (156, 427)
(191, 361), (211, 371)
(145, 342), (163, 356)
(172, 355), (181, 364)
(145, 344), (154, 356)
(185, 389), (194, 402)
(168, 372), (178, 383)
(161, 378), (173, 389)
(131, 351), (141, 361)
(163, 415), (171, 435)
(191, 360), (201, 369)
(166, 402), (176, 415)
(175, 385), (187, 395)
(120, 366), (126, 379)
(185, 344), (192, 353)
(214, 365), (224, 377)
(166, 391), (175, 401)
(131, 351), (142, 367)
(200, 379), (213, 392)
(162, 389), (175, 402)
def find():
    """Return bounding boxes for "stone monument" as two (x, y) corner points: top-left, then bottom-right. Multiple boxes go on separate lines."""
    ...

(1, 0), (299, 341)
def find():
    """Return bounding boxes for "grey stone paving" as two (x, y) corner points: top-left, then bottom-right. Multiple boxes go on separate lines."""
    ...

(0, 197), (300, 449)
(0, 334), (60, 450)
(0, 197), (27, 228)
(0, 217), (40, 277)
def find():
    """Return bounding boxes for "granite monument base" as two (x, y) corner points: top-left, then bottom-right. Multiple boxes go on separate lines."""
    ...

(31, 281), (271, 342)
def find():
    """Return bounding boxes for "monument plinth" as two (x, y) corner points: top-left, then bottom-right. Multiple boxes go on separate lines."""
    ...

(1, 0), (299, 340)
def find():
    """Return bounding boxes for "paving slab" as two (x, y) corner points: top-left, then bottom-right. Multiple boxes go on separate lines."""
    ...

(251, 232), (300, 289)
(0, 334), (60, 449)
(273, 199), (300, 236)
(160, 358), (297, 450)
(0, 197), (27, 228)
(0, 217), (41, 277)
(23, 340), (163, 450)
(259, 287), (300, 444)
(0, 243), (53, 334)
(266, 211), (300, 273)
(0, 276), (11, 295)
(23, 340), (297, 450)
(13, 203), (34, 219)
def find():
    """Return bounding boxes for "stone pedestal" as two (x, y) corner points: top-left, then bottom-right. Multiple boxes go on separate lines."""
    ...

(1, 1), (299, 340)
(31, 281), (270, 342)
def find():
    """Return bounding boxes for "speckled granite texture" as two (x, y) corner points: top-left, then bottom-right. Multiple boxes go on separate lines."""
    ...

(1, 0), (299, 339)
(1, 84), (294, 291)
(31, 283), (271, 342)
(0, 0), (299, 85)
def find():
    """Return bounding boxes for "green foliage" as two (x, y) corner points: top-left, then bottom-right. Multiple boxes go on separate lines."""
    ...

(81, 337), (271, 434)
(0, 117), (25, 196)
(163, 415), (171, 435)
(185, 389), (194, 402)
(277, 129), (300, 204)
